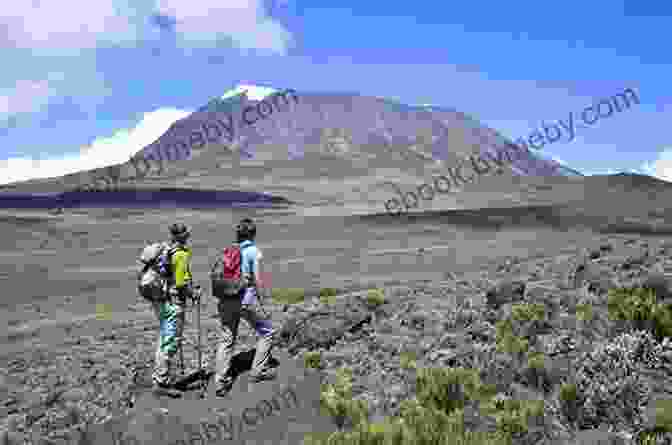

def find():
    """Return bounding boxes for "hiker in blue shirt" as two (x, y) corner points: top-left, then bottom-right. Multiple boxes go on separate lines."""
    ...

(214, 218), (277, 397)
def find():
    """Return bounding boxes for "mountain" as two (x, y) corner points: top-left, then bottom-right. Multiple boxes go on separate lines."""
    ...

(0, 84), (586, 211)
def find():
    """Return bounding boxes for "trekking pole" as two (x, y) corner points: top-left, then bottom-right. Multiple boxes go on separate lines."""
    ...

(194, 286), (202, 373)
(178, 341), (185, 376)
(193, 285), (207, 398)
(178, 294), (185, 376)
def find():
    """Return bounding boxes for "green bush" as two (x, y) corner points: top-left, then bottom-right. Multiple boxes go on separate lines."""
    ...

(511, 303), (545, 322)
(271, 287), (306, 305)
(319, 288), (339, 305)
(495, 319), (529, 355)
(307, 365), (554, 445)
(521, 351), (553, 391)
(399, 351), (417, 370)
(608, 287), (672, 340)
(648, 399), (672, 434)
(558, 383), (579, 424)
(638, 431), (668, 445)
(575, 303), (593, 321)
(608, 287), (657, 321)
(573, 332), (653, 429)
(366, 288), (386, 307)
(304, 351), (322, 369)
(559, 383), (577, 402)
(486, 399), (545, 436)
(526, 352), (545, 370)
(320, 288), (339, 298)
(320, 368), (369, 429)
(304, 408), (512, 445)
(415, 367), (482, 413)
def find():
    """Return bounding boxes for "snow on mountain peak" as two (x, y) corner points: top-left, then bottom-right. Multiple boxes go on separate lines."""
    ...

(220, 84), (279, 101)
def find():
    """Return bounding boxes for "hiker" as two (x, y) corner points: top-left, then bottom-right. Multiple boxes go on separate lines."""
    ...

(150, 223), (194, 389)
(212, 217), (277, 397)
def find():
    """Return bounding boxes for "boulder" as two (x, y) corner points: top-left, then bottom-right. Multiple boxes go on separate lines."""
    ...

(484, 280), (526, 310)
(640, 273), (672, 302)
(599, 243), (613, 253)
(276, 297), (372, 353)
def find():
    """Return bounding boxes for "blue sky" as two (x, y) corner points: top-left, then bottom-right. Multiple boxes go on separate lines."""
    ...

(0, 0), (669, 184)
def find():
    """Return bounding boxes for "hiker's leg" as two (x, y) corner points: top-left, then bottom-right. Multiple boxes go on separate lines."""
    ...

(240, 301), (275, 378)
(152, 302), (179, 386)
(214, 299), (242, 386)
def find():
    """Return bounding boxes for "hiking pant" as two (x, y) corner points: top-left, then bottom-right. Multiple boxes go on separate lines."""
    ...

(151, 299), (186, 385)
(214, 288), (275, 385)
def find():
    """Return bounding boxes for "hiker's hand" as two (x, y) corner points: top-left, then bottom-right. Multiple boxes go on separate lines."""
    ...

(190, 285), (202, 302)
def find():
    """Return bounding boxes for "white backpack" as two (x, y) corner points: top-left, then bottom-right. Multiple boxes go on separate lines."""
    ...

(137, 242), (172, 302)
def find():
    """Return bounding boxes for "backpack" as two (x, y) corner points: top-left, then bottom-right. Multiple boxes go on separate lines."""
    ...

(210, 244), (246, 299)
(137, 242), (175, 302)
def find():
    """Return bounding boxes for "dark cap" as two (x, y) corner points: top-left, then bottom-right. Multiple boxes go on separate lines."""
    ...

(169, 223), (191, 241)
(235, 218), (256, 242)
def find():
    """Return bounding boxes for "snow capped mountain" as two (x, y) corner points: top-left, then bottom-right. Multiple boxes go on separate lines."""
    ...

(1, 86), (587, 209)
(196, 84), (284, 114)
(220, 84), (280, 101)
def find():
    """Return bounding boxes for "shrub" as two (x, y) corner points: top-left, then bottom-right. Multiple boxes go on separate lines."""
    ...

(304, 351), (322, 369)
(526, 351), (544, 370)
(495, 319), (529, 356)
(319, 288), (339, 305)
(304, 408), (512, 445)
(482, 399), (545, 436)
(637, 430), (671, 445)
(637, 398), (672, 444)
(651, 399), (672, 432)
(521, 351), (555, 392)
(320, 368), (369, 430)
(576, 302), (593, 321)
(307, 364), (560, 445)
(573, 332), (653, 429)
(511, 303), (545, 322)
(558, 383), (579, 424)
(607, 287), (672, 340)
(399, 351), (417, 370)
(366, 288), (386, 308)
(271, 287), (306, 305)
(415, 367), (482, 413)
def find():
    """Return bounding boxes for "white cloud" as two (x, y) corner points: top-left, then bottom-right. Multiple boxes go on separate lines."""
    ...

(0, 0), (291, 121)
(0, 0), (292, 53)
(0, 79), (55, 117)
(640, 147), (672, 182)
(0, 107), (192, 185)
(0, 49), (114, 122)
(155, 0), (293, 54)
(0, 0), (142, 50)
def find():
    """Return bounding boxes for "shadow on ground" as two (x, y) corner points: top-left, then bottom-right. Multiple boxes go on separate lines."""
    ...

(172, 348), (280, 392)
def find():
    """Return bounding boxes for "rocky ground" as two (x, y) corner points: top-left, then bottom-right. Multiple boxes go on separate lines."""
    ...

(3, 233), (672, 444)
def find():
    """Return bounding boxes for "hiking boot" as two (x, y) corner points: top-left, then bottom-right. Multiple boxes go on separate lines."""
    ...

(215, 376), (234, 397)
(249, 367), (277, 383)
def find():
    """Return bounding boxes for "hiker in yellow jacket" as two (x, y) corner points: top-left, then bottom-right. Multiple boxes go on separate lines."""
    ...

(152, 223), (194, 389)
